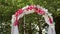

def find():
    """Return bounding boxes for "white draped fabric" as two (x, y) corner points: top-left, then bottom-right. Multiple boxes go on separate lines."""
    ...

(43, 14), (56, 34)
(11, 15), (19, 34)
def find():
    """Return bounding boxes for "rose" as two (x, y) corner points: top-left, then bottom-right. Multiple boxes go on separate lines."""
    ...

(26, 5), (34, 11)
(15, 9), (23, 16)
(35, 8), (45, 15)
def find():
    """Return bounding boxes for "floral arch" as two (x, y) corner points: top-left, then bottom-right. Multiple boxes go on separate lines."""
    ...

(11, 5), (56, 34)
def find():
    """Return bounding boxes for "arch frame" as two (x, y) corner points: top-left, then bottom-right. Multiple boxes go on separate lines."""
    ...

(11, 5), (56, 34)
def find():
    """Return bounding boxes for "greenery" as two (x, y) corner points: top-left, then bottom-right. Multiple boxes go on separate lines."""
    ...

(0, 0), (60, 34)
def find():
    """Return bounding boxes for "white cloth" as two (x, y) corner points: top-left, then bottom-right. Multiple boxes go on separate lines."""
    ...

(11, 25), (19, 34)
(43, 14), (56, 34)
(11, 15), (19, 34)
(48, 25), (56, 34)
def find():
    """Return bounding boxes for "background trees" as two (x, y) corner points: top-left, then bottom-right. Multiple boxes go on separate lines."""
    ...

(0, 0), (60, 34)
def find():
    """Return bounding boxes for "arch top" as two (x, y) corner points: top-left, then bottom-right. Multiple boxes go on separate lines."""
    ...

(14, 5), (48, 17)
(12, 5), (53, 26)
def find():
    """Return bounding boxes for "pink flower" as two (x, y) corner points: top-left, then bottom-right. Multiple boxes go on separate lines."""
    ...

(35, 8), (45, 15)
(48, 16), (53, 24)
(15, 9), (23, 16)
(18, 9), (23, 14)
(14, 16), (19, 26)
(15, 12), (18, 16)
(14, 9), (23, 26)
(26, 5), (34, 11)
(14, 19), (19, 26)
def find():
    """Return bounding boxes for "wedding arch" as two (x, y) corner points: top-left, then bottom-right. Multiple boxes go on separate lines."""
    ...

(11, 5), (56, 34)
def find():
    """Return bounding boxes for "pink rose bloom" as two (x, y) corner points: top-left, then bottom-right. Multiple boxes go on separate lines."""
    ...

(15, 9), (23, 16)
(35, 8), (45, 15)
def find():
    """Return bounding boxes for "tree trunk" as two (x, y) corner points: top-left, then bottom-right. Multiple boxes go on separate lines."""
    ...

(54, 16), (60, 34)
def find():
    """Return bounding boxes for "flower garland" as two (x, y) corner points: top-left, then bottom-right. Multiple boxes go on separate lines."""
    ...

(11, 5), (56, 34)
